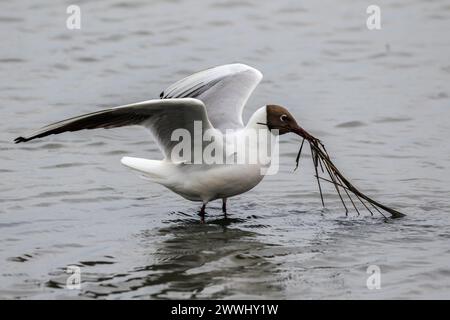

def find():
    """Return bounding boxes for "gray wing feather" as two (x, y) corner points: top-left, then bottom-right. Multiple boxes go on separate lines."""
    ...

(14, 98), (213, 159)
(160, 64), (262, 131)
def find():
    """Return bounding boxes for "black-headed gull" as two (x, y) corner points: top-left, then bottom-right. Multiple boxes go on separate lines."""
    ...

(14, 63), (405, 220)
(15, 64), (314, 219)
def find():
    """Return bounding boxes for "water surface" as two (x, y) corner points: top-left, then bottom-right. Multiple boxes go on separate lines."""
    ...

(1, 0), (450, 299)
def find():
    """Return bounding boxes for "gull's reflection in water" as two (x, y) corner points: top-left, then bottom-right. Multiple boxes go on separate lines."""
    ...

(129, 213), (284, 299)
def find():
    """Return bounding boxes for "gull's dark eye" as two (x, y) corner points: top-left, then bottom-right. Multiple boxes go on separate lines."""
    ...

(280, 114), (288, 122)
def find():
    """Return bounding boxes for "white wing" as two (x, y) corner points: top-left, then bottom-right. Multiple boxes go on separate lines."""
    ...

(14, 98), (214, 160)
(160, 63), (263, 131)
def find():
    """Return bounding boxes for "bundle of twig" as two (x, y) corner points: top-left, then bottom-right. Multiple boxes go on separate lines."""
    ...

(294, 136), (405, 219)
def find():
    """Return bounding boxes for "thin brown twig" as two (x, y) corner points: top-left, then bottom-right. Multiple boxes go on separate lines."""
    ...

(310, 144), (325, 207)
(294, 138), (305, 172)
(334, 172), (361, 216)
(318, 157), (349, 215)
(295, 135), (405, 219)
(320, 145), (372, 216)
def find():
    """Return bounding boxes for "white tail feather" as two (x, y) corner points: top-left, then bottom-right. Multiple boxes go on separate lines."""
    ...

(121, 157), (166, 180)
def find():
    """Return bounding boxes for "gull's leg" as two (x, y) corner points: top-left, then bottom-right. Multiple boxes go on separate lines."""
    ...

(222, 198), (227, 218)
(199, 203), (206, 223)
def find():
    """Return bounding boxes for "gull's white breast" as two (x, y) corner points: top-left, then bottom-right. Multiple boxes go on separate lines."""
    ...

(121, 159), (264, 203)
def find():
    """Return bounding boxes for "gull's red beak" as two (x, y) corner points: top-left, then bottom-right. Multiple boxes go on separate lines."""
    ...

(291, 125), (317, 142)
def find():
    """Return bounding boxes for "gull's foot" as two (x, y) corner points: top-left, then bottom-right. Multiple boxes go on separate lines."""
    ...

(199, 203), (206, 224)
(222, 198), (227, 218)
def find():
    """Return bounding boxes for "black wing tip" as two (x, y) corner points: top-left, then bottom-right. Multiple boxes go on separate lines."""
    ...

(14, 136), (28, 143)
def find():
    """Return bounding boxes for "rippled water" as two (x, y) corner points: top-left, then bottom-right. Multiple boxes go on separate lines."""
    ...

(1, 0), (450, 299)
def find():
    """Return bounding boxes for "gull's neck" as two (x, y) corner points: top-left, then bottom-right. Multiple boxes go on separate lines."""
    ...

(245, 106), (268, 130)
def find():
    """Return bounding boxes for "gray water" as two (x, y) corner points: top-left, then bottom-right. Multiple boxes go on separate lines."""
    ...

(1, 0), (450, 299)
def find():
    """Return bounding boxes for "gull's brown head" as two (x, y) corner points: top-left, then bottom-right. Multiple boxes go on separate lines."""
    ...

(266, 104), (316, 141)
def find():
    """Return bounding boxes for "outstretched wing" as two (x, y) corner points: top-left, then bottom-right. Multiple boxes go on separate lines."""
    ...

(14, 98), (214, 160)
(160, 63), (263, 131)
